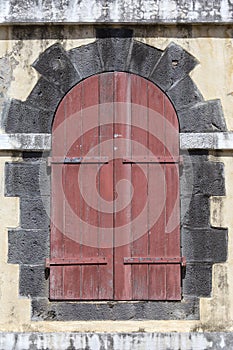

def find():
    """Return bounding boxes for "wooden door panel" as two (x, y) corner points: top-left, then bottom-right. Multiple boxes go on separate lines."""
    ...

(50, 72), (181, 301)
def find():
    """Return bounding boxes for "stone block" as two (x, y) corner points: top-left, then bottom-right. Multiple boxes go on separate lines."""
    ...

(192, 161), (225, 196)
(181, 157), (225, 197)
(8, 229), (49, 264)
(96, 28), (133, 71)
(178, 100), (227, 132)
(20, 197), (50, 229)
(167, 76), (204, 111)
(32, 43), (81, 93)
(150, 42), (198, 91)
(68, 41), (103, 79)
(183, 263), (212, 297)
(31, 298), (199, 321)
(26, 77), (63, 112)
(129, 40), (162, 78)
(181, 194), (210, 228)
(19, 264), (48, 297)
(5, 99), (53, 133)
(5, 162), (50, 197)
(182, 227), (228, 263)
(143, 299), (199, 320)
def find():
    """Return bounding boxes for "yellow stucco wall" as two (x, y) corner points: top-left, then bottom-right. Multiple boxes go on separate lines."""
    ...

(0, 25), (233, 332)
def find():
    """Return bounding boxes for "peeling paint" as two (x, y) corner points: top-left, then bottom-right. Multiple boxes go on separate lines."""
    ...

(0, 0), (233, 23)
(0, 54), (18, 132)
(0, 332), (228, 350)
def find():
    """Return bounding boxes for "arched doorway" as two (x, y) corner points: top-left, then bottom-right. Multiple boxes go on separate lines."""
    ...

(48, 72), (182, 301)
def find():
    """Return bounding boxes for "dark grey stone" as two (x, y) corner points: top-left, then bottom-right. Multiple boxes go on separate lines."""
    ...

(19, 264), (48, 297)
(26, 77), (63, 112)
(5, 99), (53, 133)
(20, 197), (50, 229)
(96, 28), (133, 71)
(181, 158), (225, 197)
(8, 229), (49, 264)
(178, 100), (227, 132)
(96, 28), (133, 39)
(22, 152), (48, 162)
(31, 298), (199, 321)
(184, 150), (209, 160)
(32, 43), (81, 93)
(68, 41), (103, 79)
(143, 298), (199, 321)
(182, 194), (210, 228)
(129, 40), (162, 78)
(182, 227), (228, 263)
(183, 263), (212, 297)
(167, 76), (204, 111)
(193, 161), (225, 196)
(150, 42), (198, 91)
(5, 162), (50, 197)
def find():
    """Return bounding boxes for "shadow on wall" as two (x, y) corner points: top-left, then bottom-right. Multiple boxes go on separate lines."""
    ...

(0, 24), (233, 41)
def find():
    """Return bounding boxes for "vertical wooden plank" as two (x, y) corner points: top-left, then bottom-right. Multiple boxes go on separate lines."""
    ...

(164, 96), (181, 300)
(98, 72), (114, 299)
(165, 163), (181, 300)
(114, 72), (132, 300)
(50, 96), (67, 299)
(131, 75), (148, 300)
(63, 84), (82, 299)
(148, 164), (166, 300)
(63, 164), (82, 299)
(80, 75), (99, 299)
(50, 163), (64, 299)
(147, 81), (166, 300)
(50, 267), (63, 300)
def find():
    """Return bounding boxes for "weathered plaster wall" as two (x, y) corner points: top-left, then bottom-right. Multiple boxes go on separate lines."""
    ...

(200, 151), (233, 331)
(0, 25), (232, 337)
(1, 25), (233, 131)
(0, 0), (233, 24)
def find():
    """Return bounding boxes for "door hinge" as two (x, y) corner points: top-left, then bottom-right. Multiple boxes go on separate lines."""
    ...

(124, 257), (186, 267)
(47, 156), (109, 166)
(45, 257), (108, 268)
(122, 156), (183, 164)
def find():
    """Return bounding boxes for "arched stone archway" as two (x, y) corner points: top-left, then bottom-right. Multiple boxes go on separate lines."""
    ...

(5, 28), (226, 134)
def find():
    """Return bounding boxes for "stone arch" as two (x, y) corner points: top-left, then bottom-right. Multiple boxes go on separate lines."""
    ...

(5, 28), (228, 321)
(5, 28), (226, 134)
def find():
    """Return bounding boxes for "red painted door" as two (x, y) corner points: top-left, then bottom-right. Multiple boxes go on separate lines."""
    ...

(48, 72), (181, 300)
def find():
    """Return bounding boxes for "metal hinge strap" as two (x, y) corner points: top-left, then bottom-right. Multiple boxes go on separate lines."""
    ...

(45, 257), (107, 268)
(124, 257), (186, 266)
(122, 156), (182, 164)
(48, 156), (109, 165)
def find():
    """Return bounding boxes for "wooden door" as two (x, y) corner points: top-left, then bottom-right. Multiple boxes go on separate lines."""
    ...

(48, 72), (182, 300)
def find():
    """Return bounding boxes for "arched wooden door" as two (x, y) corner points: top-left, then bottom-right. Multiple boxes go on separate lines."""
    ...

(47, 72), (182, 301)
